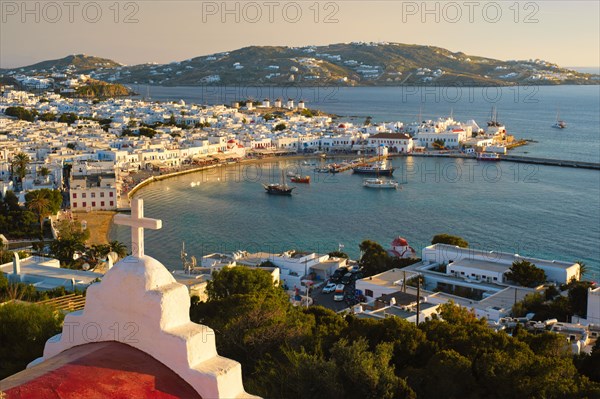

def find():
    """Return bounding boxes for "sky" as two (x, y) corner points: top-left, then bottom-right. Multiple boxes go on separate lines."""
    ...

(1, 1), (599, 68)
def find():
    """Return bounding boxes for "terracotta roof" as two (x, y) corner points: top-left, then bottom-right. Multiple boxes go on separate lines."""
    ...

(1, 342), (202, 399)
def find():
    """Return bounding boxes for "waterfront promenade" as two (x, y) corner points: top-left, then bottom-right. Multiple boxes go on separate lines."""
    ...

(396, 152), (600, 170)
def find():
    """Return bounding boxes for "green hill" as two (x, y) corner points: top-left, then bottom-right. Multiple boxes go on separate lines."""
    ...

(1, 43), (596, 87)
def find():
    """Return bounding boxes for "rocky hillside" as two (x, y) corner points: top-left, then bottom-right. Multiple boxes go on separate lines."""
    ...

(1, 44), (597, 87)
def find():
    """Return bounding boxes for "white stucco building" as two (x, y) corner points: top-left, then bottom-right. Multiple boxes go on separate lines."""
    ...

(422, 244), (580, 285)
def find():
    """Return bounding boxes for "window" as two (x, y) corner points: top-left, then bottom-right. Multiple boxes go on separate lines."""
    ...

(82, 193), (86, 198)
(100, 192), (105, 198)
(109, 201), (114, 206)
(72, 202), (77, 208)
(109, 192), (114, 197)
(82, 202), (87, 207)
(91, 192), (96, 198)
(73, 193), (77, 199)
(365, 289), (374, 298)
(101, 201), (105, 207)
(92, 202), (96, 207)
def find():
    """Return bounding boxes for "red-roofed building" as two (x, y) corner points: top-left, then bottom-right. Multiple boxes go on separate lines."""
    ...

(0, 199), (258, 399)
(387, 236), (417, 259)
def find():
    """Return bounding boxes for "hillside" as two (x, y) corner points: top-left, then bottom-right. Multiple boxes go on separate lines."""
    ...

(1, 44), (597, 87)
(5, 54), (121, 74)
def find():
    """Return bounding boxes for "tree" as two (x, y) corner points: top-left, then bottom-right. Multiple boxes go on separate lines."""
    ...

(568, 281), (594, 318)
(432, 139), (446, 149)
(11, 152), (30, 183)
(51, 219), (89, 266)
(39, 112), (57, 122)
(25, 190), (51, 233)
(206, 266), (277, 301)
(25, 189), (62, 215)
(506, 260), (547, 287)
(109, 240), (128, 259)
(273, 122), (287, 131)
(4, 106), (36, 121)
(431, 234), (468, 248)
(328, 250), (349, 259)
(38, 166), (51, 179)
(57, 113), (78, 125)
(575, 261), (588, 278)
(0, 302), (64, 379)
(359, 240), (391, 277)
(330, 338), (415, 399)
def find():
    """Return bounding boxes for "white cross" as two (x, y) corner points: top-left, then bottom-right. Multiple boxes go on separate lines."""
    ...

(113, 198), (162, 258)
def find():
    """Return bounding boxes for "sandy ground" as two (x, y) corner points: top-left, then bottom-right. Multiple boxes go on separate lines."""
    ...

(72, 211), (116, 246)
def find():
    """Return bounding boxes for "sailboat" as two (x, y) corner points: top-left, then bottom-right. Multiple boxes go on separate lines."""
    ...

(264, 170), (295, 195)
(362, 146), (399, 189)
(552, 110), (567, 129)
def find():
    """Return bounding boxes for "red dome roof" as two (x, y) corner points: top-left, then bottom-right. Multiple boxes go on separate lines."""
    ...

(227, 139), (236, 143)
(2, 342), (201, 398)
(392, 237), (408, 247)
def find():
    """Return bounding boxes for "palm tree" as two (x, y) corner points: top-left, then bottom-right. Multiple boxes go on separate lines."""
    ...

(38, 166), (51, 181)
(26, 190), (51, 233)
(575, 261), (588, 278)
(11, 152), (30, 186)
(109, 240), (128, 259)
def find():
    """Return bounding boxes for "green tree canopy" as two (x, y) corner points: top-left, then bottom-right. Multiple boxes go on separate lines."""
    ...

(328, 250), (349, 259)
(206, 266), (278, 301)
(506, 260), (547, 287)
(359, 240), (391, 277)
(0, 303), (64, 379)
(4, 106), (37, 121)
(11, 152), (30, 181)
(431, 233), (469, 248)
(273, 122), (287, 131)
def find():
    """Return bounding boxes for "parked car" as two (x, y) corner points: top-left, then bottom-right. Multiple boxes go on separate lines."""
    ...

(322, 282), (336, 294)
(333, 293), (345, 301)
(341, 274), (352, 285)
(335, 284), (345, 293)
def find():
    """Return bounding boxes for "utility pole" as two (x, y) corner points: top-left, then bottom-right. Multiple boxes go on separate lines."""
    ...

(416, 275), (421, 325)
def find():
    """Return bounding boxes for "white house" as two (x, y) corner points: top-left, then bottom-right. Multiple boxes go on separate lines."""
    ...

(422, 244), (580, 285)
(367, 133), (413, 153)
(70, 175), (118, 211)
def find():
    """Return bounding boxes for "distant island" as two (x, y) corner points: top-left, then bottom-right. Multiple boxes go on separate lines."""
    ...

(1, 42), (598, 89)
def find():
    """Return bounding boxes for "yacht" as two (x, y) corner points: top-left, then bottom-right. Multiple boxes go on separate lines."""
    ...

(363, 178), (399, 189)
(352, 160), (394, 176)
(477, 152), (501, 161)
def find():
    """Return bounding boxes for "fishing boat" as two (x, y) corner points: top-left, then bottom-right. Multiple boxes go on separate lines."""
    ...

(290, 175), (310, 183)
(264, 171), (295, 195)
(363, 178), (399, 189)
(477, 152), (501, 161)
(552, 110), (567, 129)
(352, 160), (394, 176)
(314, 167), (330, 173)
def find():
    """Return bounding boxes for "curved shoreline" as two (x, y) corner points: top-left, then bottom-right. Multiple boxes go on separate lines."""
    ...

(125, 153), (352, 200)
(110, 151), (600, 241)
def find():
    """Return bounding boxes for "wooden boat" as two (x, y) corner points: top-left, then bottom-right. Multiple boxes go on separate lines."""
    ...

(290, 175), (310, 183)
